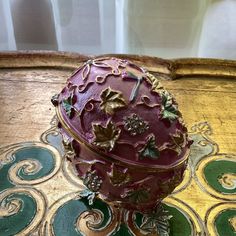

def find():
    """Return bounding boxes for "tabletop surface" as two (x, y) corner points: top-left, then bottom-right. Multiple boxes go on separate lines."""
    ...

(0, 51), (235, 236)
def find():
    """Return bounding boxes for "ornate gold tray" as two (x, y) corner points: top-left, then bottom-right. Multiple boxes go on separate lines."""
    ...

(0, 51), (235, 236)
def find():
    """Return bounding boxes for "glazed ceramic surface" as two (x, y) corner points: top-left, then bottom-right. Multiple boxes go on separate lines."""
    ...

(53, 57), (192, 212)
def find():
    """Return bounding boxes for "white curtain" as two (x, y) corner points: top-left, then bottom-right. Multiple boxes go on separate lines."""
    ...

(198, 0), (236, 59)
(0, 0), (236, 59)
(0, 0), (16, 50)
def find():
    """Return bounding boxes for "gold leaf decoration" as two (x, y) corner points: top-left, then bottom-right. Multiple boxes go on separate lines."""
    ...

(123, 188), (150, 204)
(92, 121), (121, 152)
(166, 131), (187, 155)
(108, 164), (130, 186)
(100, 87), (126, 115)
(146, 72), (164, 93)
(140, 204), (172, 235)
(172, 131), (186, 147)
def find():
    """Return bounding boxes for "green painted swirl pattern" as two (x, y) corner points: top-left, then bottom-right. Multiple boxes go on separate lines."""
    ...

(204, 160), (236, 194)
(215, 209), (236, 236)
(0, 142), (61, 235)
(52, 197), (114, 236)
(0, 193), (37, 235)
(0, 188), (46, 236)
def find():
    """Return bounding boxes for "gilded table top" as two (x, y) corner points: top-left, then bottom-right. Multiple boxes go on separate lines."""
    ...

(0, 51), (235, 236)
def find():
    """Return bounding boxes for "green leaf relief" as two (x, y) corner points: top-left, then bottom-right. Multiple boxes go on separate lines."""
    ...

(139, 135), (160, 160)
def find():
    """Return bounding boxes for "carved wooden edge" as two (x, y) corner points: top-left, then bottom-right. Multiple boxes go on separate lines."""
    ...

(172, 58), (236, 79)
(0, 51), (91, 70)
(0, 51), (236, 79)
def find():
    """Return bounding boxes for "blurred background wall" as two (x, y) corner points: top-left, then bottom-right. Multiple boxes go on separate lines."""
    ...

(0, 0), (236, 59)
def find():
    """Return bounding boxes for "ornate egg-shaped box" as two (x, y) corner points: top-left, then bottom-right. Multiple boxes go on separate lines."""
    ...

(52, 57), (192, 212)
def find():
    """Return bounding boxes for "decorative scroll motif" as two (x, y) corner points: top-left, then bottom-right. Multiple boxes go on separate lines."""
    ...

(0, 144), (61, 188)
(218, 173), (236, 190)
(0, 197), (22, 217)
(108, 164), (130, 186)
(81, 59), (92, 81)
(123, 113), (149, 136)
(190, 121), (213, 136)
(94, 57), (126, 84)
(77, 81), (94, 93)
(196, 156), (236, 198)
(74, 57), (127, 88)
(138, 134), (160, 160)
(84, 99), (95, 112)
(137, 95), (161, 108)
(92, 121), (121, 152)
(9, 159), (42, 184)
(75, 57), (117, 82)
(206, 203), (236, 236)
(100, 87), (126, 115)
(0, 188), (46, 236)
(0, 132), (60, 235)
(76, 208), (109, 232)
